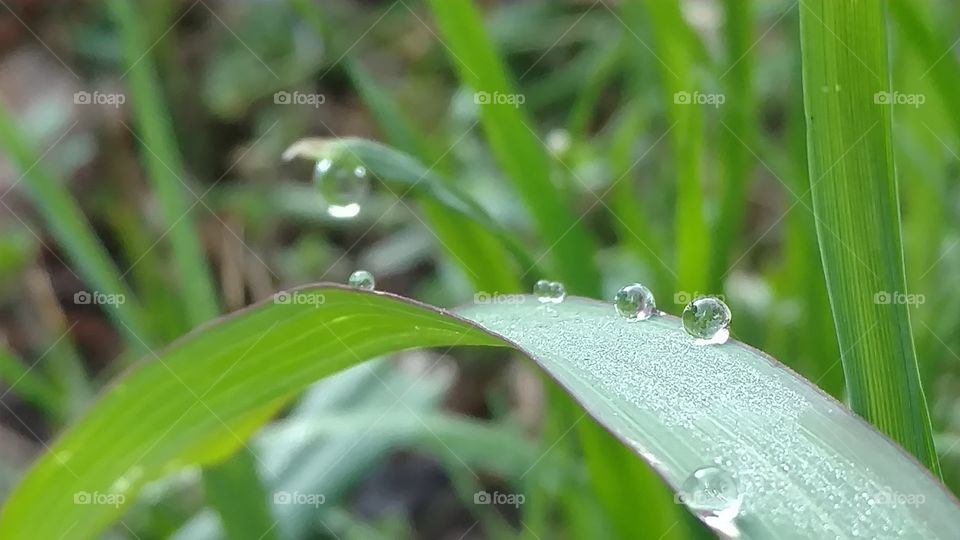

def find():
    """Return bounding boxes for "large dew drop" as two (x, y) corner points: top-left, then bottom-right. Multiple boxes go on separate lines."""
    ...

(678, 466), (743, 519)
(314, 158), (370, 219)
(614, 283), (656, 321)
(348, 270), (375, 290)
(681, 296), (731, 344)
(533, 279), (566, 304)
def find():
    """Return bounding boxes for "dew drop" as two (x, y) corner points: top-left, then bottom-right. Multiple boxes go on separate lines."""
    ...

(533, 279), (566, 304)
(348, 270), (375, 290)
(679, 466), (743, 519)
(681, 296), (731, 344)
(614, 283), (656, 321)
(314, 158), (370, 219)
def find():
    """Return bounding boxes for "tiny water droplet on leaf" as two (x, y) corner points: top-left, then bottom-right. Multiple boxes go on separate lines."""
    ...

(682, 296), (731, 344)
(679, 466), (743, 518)
(314, 157), (370, 219)
(614, 283), (656, 320)
(533, 279), (566, 304)
(348, 270), (375, 290)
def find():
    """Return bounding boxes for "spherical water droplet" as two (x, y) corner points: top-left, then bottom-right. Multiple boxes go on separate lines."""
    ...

(348, 270), (375, 290)
(533, 279), (566, 304)
(314, 158), (370, 219)
(679, 466), (743, 518)
(681, 296), (731, 344)
(614, 283), (656, 320)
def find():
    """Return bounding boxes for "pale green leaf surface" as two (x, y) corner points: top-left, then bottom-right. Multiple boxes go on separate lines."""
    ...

(0, 286), (957, 539)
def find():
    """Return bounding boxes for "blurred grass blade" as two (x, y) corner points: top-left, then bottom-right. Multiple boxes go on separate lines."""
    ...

(0, 342), (59, 417)
(710, 0), (756, 291)
(109, 0), (220, 326)
(283, 137), (542, 280)
(799, 0), (939, 473)
(0, 105), (151, 351)
(201, 447), (278, 540)
(631, 0), (710, 293)
(424, 0), (601, 295)
(3, 286), (960, 538)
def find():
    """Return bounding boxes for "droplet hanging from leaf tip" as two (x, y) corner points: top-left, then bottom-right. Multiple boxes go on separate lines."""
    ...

(533, 279), (566, 304)
(313, 156), (370, 219)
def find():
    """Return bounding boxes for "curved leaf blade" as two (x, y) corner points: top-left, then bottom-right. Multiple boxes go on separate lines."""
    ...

(0, 286), (957, 539)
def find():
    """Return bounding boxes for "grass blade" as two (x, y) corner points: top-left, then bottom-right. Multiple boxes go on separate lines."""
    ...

(798, 0), (939, 473)
(2, 286), (958, 538)
(108, 0), (220, 325)
(424, 0), (601, 295)
(0, 105), (151, 350)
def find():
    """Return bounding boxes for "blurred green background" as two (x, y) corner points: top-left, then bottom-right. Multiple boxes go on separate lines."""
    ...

(0, 0), (959, 538)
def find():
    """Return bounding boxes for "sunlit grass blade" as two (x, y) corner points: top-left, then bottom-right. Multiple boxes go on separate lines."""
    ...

(3, 286), (959, 538)
(424, 0), (601, 295)
(799, 0), (939, 473)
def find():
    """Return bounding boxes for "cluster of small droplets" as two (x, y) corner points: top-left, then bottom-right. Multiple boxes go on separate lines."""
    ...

(533, 279), (566, 303)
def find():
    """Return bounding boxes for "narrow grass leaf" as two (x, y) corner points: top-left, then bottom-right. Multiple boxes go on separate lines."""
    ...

(799, 0), (940, 474)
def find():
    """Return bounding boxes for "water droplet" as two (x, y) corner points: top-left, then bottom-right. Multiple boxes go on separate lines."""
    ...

(314, 158), (370, 219)
(679, 466), (743, 519)
(681, 296), (731, 344)
(348, 270), (375, 290)
(533, 279), (566, 304)
(614, 283), (656, 320)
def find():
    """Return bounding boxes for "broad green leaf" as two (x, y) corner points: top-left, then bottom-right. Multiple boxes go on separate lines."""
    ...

(799, 0), (939, 473)
(2, 286), (958, 539)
